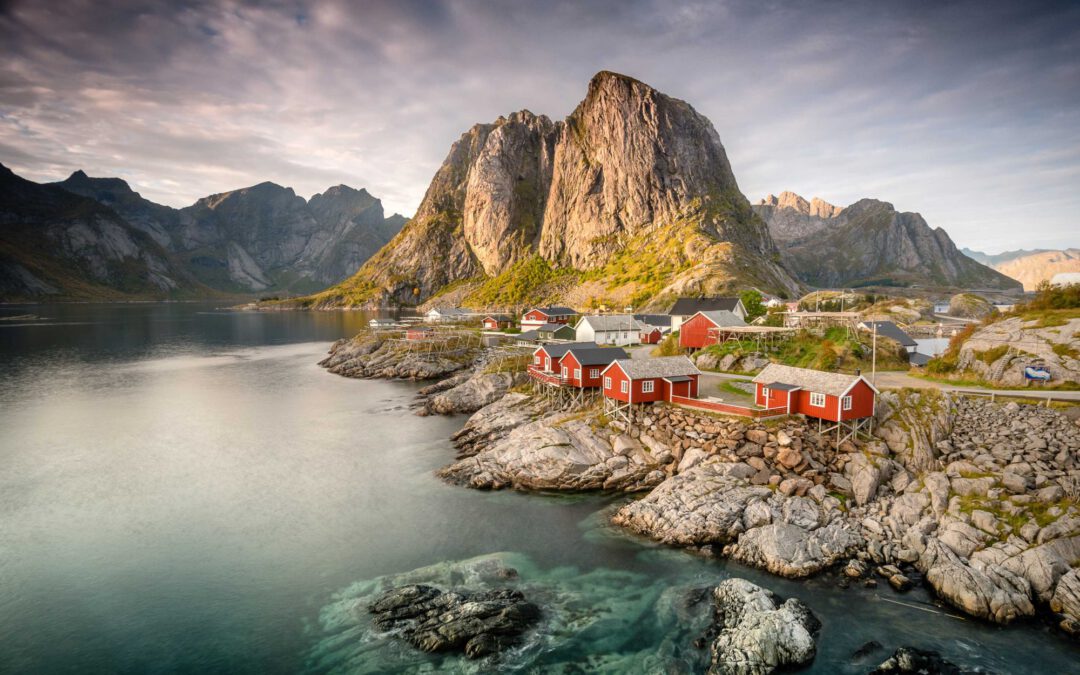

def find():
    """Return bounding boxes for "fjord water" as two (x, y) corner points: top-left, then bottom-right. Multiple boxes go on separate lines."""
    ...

(1, 304), (1077, 674)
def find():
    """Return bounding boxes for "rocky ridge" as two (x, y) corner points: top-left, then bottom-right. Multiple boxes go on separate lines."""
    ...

(303, 71), (800, 310)
(753, 192), (1020, 290)
(952, 314), (1080, 386)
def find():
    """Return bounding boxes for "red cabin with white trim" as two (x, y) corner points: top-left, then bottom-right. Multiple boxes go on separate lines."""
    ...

(679, 310), (747, 350)
(482, 315), (513, 330)
(751, 363), (877, 421)
(601, 356), (701, 404)
(558, 347), (630, 388)
(639, 326), (663, 344)
(406, 327), (434, 341)
(521, 306), (576, 330)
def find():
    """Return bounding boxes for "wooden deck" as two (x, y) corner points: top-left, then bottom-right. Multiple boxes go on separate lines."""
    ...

(668, 395), (788, 419)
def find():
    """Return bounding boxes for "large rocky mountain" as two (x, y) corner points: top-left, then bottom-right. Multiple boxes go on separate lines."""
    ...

(962, 247), (1080, 290)
(0, 163), (204, 300)
(304, 71), (800, 310)
(753, 192), (1021, 291)
(56, 171), (405, 294)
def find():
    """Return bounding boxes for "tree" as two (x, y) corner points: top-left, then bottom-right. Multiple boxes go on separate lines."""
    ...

(740, 289), (766, 321)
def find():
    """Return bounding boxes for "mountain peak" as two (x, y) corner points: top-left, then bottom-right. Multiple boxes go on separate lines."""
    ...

(758, 192), (842, 219)
(68, 169), (89, 181)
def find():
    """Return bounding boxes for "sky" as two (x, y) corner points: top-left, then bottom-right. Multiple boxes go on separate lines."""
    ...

(1, 0), (1077, 253)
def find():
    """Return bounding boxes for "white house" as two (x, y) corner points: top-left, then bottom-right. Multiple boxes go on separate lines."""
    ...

(574, 314), (645, 346)
(425, 307), (473, 323)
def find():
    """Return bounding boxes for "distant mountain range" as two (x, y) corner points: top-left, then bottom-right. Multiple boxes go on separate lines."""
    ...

(962, 247), (1080, 291)
(0, 163), (404, 301)
(753, 192), (1021, 291)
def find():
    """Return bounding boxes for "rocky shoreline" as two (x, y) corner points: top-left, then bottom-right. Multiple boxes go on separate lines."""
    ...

(436, 381), (1080, 638)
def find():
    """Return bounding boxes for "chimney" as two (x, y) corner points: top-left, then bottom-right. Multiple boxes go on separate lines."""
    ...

(855, 369), (861, 376)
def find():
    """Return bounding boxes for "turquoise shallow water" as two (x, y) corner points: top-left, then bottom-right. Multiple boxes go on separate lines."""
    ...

(1, 303), (1078, 673)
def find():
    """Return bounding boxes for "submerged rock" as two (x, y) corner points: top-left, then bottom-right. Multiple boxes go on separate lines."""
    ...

(870, 646), (963, 674)
(706, 578), (819, 675)
(369, 584), (540, 658)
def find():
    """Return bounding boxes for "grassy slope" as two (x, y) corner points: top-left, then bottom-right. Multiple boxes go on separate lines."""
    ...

(696, 326), (910, 374)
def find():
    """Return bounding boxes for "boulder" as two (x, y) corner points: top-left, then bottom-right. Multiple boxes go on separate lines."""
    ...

(368, 584), (540, 658)
(870, 646), (962, 674)
(706, 578), (819, 675)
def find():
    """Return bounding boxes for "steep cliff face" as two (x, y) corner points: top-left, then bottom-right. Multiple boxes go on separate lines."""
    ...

(54, 171), (404, 294)
(753, 193), (1021, 291)
(0, 164), (203, 300)
(310, 71), (800, 309)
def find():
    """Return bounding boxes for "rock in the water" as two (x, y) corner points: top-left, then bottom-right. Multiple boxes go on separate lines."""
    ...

(706, 578), (819, 675)
(870, 646), (962, 674)
(369, 584), (540, 658)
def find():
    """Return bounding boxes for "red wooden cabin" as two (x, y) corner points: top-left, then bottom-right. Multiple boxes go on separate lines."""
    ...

(558, 347), (630, 388)
(482, 314), (513, 330)
(751, 364), (877, 421)
(530, 342), (596, 376)
(679, 310), (747, 350)
(521, 306), (576, 330)
(601, 356), (701, 404)
(405, 327), (434, 341)
(639, 326), (663, 344)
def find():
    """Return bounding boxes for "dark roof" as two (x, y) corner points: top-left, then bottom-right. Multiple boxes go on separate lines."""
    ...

(633, 314), (671, 327)
(766, 382), (801, 391)
(529, 306), (576, 316)
(669, 297), (742, 316)
(484, 314), (513, 321)
(565, 346), (629, 366)
(861, 321), (916, 347)
(537, 341), (598, 358)
(908, 352), (932, 367)
(538, 322), (575, 333)
(663, 375), (693, 383)
(517, 330), (540, 341)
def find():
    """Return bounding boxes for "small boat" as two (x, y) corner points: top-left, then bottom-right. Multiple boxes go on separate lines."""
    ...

(1024, 365), (1051, 381)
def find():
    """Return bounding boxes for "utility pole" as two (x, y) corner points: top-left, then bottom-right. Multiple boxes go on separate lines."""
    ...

(872, 322), (877, 386)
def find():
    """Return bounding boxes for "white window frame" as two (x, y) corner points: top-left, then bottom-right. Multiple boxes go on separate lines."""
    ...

(621, 380), (629, 394)
(590, 368), (599, 378)
(604, 376), (612, 389)
(842, 395), (852, 411)
(574, 368), (581, 379)
(810, 392), (826, 407)
(642, 380), (655, 393)
(762, 387), (770, 399)
(533, 355), (540, 365)
(561, 366), (568, 378)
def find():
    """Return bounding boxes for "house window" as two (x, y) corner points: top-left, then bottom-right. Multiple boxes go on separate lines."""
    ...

(642, 380), (655, 393)
(621, 380), (629, 394)
(810, 392), (825, 407)
(604, 377), (612, 389)
(561, 366), (568, 378)
(574, 368), (581, 379)
(762, 387), (770, 399)
(533, 355), (540, 365)
(590, 368), (599, 378)
(842, 395), (852, 411)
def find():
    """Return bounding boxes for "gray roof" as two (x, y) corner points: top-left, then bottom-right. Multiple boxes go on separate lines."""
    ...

(484, 314), (513, 321)
(765, 382), (801, 391)
(860, 321), (916, 347)
(538, 323), (575, 334)
(606, 355), (701, 379)
(576, 315), (646, 331)
(517, 330), (540, 341)
(565, 346), (630, 366)
(538, 341), (598, 358)
(908, 352), (932, 367)
(669, 297), (742, 316)
(693, 310), (747, 327)
(634, 314), (671, 327)
(752, 363), (873, 397)
(529, 306), (576, 316)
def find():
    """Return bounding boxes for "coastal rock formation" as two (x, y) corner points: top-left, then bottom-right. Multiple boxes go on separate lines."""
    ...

(319, 335), (476, 380)
(947, 293), (994, 319)
(951, 315), (1080, 386)
(303, 71), (800, 310)
(705, 578), (819, 675)
(873, 389), (956, 472)
(368, 584), (540, 658)
(439, 408), (667, 491)
(869, 646), (963, 674)
(753, 192), (1019, 290)
(415, 370), (524, 415)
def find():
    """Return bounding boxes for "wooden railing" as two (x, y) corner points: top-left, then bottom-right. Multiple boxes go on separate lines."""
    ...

(668, 395), (788, 419)
(527, 366), (569, 387)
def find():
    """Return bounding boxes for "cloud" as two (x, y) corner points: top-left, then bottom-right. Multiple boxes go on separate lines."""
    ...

(0, 0), (1077, 250)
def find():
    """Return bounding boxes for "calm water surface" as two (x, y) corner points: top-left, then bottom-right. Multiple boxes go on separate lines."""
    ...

(1, 304), (1077, 673)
